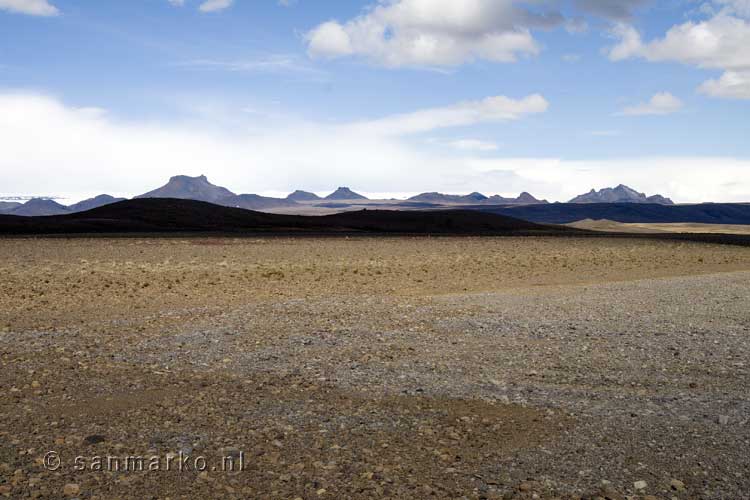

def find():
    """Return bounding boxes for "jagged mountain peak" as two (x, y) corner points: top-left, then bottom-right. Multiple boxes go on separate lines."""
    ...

(570, 185), (673, 205)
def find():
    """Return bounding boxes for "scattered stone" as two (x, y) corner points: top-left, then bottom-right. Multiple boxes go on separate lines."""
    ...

(3, 237), (750, 499)
(670, 479), (686, 492)
(63, 483), (80, 496)
(84, 434), (106, 445)
(634, 480), (648, 490)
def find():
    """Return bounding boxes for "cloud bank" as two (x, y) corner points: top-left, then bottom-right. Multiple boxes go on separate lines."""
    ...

(352, 94), (549, 135)
(1, 92), (748, 204)
(0, 0), (58, 16)
(199, 0), (233, 13)
(607, 13), (750, 99)
(618, 92), (683, 116)
(305, 0), (560, 67)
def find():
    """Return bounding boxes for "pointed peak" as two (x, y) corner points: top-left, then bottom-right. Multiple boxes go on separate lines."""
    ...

(325, 187), (368, 200)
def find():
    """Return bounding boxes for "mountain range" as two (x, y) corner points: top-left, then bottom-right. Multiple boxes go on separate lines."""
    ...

(3, 198), (750, 246)
(0, 174), (676, 217)
(408, 191), (549, 205)
(569, 185), (674, 205)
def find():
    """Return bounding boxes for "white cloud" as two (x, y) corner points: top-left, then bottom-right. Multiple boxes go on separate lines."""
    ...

(699, 70), (750, 98)
(305, 0), (561, 67)
(633, 15), (750, 70)
(168, 0), (185, 6)
(618, 92), (684, 116)
(446, 139), (500, 152)
(199, 0), (232, 13)
(605, 23), (642, 61)
(471, 157), (750, 204)
(1, 92), (748, 204)
(353, 94), (549, 135)
(0, 92), (546, 201)
(606, 14), (750, 99)
(713, 0), (750, 18)
(306, 21), (353, 57)
(0, 0), (58, 16)
(173, 55), (329, 81)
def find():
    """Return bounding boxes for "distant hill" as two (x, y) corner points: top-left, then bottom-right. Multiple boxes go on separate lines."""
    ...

(10, 198), (70, 216)
(480, 202), (750, 225)
(325, 187), (368, 201)
(483, 192), (549, 205)
(135, 175), (299, 211)
(136, 175), (235, 203)
(570, 185), (673, 205)
(0, 198), (572, 236)
(287, 190), (321, 202)
(409, 192), (488, 204)
(69, 194), (126, 213)
(0, 202), (22, 213)
(220, 194), (299, 211)
(409, 191), (547, 205)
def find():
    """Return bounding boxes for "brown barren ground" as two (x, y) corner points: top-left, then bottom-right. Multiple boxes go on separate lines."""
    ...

(1, 237), (749, 499)
(567, 218), (750, 235)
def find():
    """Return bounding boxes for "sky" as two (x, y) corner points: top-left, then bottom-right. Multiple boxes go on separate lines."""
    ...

(0, 0), (749, 203)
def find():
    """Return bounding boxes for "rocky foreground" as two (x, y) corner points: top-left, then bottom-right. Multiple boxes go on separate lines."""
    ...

(1, 237), (749, 499)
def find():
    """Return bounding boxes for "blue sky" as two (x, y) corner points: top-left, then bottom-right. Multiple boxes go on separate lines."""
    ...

(1, 0), (749, 203)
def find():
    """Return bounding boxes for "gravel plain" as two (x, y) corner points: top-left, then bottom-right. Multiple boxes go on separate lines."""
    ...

(1, 236), (749, 499)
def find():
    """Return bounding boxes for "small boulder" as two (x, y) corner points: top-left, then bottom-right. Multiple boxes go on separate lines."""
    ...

(63, 483), (80, 496)
(634, 480), (648, 490)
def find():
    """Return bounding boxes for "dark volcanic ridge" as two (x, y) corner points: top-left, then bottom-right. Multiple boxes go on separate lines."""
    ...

(3, 199), (750, 248)
(0, 198), (572, 236)
(479, 202), (750, 225)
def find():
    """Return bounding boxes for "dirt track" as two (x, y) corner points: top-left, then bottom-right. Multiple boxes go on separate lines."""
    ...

(1, 237), (749, 499)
